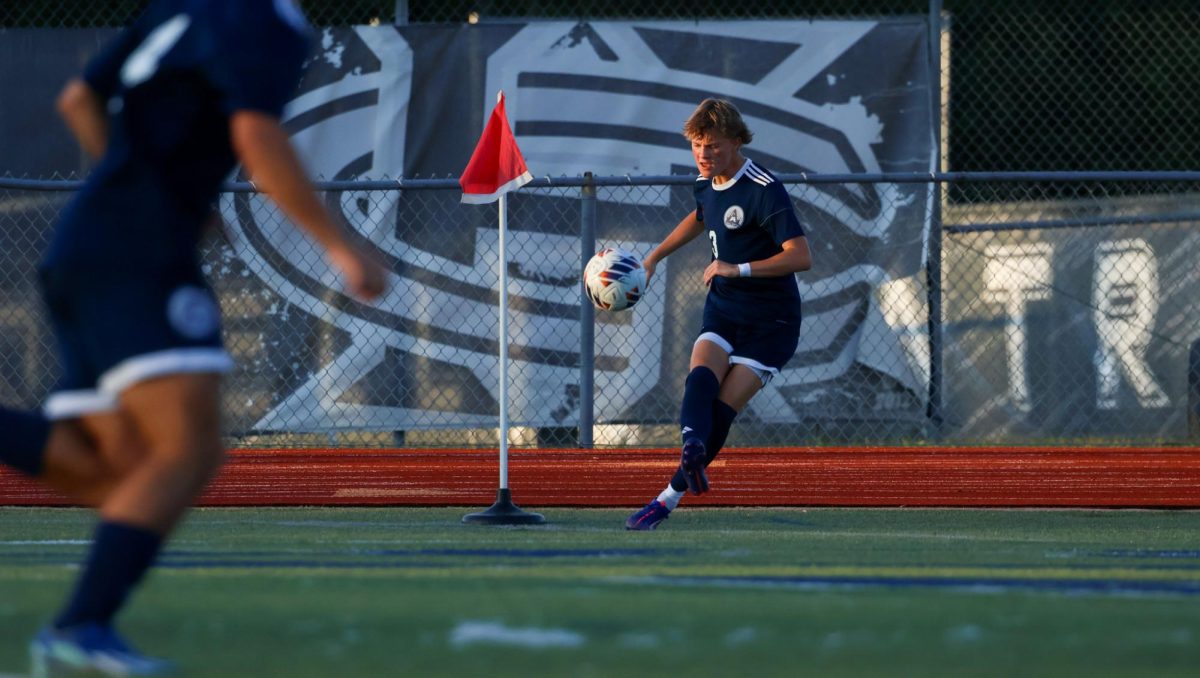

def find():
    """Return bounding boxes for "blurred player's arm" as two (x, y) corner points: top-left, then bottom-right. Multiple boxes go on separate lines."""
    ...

(643, 210), (704, 282)
(56, 78), (108, 160)
(230, 110), (386, 301)
(702, 234), (811, 286)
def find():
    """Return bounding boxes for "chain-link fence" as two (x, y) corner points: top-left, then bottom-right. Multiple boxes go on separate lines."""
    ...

(3, 174), (1198, 447)
(2, 1), (1200, 448)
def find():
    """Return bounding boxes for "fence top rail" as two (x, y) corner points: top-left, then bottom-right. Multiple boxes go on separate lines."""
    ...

(4, 171), (1200, 193)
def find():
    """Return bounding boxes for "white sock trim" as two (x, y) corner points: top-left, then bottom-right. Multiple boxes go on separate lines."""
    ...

(656, 485), (685, 511)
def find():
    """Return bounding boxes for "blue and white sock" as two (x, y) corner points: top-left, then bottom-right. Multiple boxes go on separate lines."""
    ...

(656, 485), (685, 511)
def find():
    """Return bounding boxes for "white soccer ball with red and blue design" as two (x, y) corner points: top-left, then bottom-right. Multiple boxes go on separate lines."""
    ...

(583, 247), (647, 312)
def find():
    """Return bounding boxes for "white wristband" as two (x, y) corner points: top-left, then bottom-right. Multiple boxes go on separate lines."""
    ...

(738, 262), (751, 278)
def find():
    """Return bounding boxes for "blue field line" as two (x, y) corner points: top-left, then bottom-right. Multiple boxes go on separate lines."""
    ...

(626, 575), (1200, 597)
(4, 547), (1200, 572)
(357, 547), (686, 558)
(1098, 549), (1200, 559)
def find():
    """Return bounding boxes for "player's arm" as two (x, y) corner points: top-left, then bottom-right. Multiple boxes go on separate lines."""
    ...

(643, 209), (705, 282)
(230, 110), (386, 301)
(703, 235), (811, 286)
(56, 78), (109, 161)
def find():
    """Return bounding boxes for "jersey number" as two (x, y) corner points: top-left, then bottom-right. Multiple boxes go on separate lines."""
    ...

(120, 14), (192, 88)
(708, 231), (719, 259)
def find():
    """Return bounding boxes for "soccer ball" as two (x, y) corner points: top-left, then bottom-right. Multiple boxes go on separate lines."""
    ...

(583, 247), (647, 312)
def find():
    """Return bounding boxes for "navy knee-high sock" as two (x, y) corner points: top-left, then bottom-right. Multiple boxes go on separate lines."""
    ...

(0, 406), (50, 476)
(679, 367), (719, 445)
(54, 521), (164, 630)
(671, 399), (738, 492)
(704, 400), (738, 464)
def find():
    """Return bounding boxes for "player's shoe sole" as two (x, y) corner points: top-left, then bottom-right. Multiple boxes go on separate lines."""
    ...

(680, 438), (709, 494)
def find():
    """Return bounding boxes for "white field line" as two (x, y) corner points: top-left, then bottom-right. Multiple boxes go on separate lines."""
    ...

(449, 620), (585, 649)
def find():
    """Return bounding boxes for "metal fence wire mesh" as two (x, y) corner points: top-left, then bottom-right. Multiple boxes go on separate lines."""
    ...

(3, 175), (1199, 447)
(2, 0), (1200, 448)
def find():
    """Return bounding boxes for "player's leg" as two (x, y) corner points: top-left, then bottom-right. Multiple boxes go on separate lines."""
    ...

(101, 372), (225, 530)
(52, 374), (223, 628)
(39, 373), (222, 676)
(43, 413), (149, 507)
(675, 335), (735, 496)
(680, 336), (731, 449)
(661, 366), (757, 496)
(0, 406), (52, 477)
(627, 336), (734, 529)
(1, 404), (147, 507)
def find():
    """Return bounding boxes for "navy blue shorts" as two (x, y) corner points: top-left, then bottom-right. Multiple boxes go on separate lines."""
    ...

(697, 298), (801, 381)
(38, 264), (233, 419)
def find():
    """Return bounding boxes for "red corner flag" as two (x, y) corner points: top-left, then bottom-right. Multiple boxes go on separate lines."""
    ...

(459, 91), (533, 204)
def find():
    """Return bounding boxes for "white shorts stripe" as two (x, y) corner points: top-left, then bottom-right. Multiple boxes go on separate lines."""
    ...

(99, 348), (235, 395)
(694, 332), (733, 354)
(730, 356), (779, 386)
(43, 390), (119, 420)
(44, 348), (234, 420)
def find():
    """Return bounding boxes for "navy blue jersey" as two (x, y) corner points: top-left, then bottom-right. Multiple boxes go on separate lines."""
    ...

(695, 159), (806, 324)
(43, 0), (311, 271)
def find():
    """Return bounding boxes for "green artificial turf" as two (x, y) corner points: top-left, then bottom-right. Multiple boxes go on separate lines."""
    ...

(1, 507), (1197, 677)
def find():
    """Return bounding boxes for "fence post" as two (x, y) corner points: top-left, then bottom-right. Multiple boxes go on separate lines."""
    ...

(1190, 338), (1200, 440)
(579, 172), (597, 448)
(926, 0), (946, 437)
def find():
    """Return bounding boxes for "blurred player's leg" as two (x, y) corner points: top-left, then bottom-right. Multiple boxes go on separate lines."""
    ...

(0, 406), (51, 476)
(97, 373), (225, 532)
(39, 373), (223, 676)
(1, 406), (147, 507)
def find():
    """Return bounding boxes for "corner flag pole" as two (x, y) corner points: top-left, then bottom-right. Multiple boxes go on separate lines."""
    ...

(497, 190), (510, 493)
(459, 91), (543, 525)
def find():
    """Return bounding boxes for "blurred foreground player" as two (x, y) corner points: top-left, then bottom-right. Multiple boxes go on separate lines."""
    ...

(626, 99), (811, 530)
(0, 0), (385, 674)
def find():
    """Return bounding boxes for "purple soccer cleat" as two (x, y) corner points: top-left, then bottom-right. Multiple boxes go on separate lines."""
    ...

(625, 500), (671, 530)
(680, 438), (709, 495)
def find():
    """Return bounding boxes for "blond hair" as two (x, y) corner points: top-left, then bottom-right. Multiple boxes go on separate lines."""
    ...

(683, 98), (753, 145)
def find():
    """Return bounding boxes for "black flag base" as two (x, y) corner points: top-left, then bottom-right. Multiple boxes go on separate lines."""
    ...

(462, 488), (545, 525)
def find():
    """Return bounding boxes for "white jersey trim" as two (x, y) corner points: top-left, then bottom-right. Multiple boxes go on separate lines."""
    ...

(710, 158), (752, 192)
(709, 158), (773, 191)
(744, 162), (774, 187)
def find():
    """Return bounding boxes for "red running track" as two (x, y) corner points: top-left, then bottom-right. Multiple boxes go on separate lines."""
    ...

(2, 447), (1200, 508)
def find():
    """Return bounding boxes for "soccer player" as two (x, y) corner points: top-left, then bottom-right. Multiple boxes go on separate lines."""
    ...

(626, 99), (811, 530)
(0, 1), (386, 674)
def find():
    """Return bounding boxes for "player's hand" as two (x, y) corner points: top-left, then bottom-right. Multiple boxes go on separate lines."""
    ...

(328, 244), (387, 301)
(703, 260), (736, 286)
(642, 256), (658, 283)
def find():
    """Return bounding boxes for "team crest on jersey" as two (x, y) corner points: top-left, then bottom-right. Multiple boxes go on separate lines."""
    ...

(167, 286), (219, 339)
(723, 206), (745, 230)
